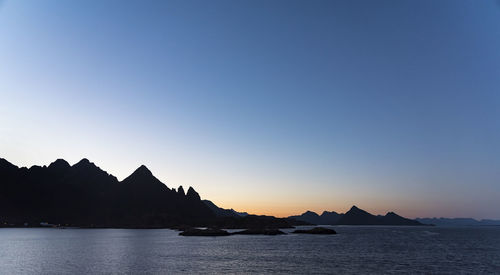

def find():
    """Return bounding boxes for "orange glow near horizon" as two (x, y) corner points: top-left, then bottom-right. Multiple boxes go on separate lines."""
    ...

(211, 200), (414, 219)
(209, 196), (480, 220)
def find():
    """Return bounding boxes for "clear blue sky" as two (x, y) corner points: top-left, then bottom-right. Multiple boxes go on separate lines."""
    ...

(1, 0), (499, 218)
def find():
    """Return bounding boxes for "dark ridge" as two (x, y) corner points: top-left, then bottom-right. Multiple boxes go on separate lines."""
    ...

(178, 185), (185, 196)
(349, 205), (362, 211)
(0, 157), (426, 228)
(29, 165), (43, 170)
(121, 164), (165, 189)
(0, 157), (215, 228)
(48, 159), (70, 170)
(133, 165), (153, 176)
(289, 211), (321, 224)
(73, 158), (92, 167)
(186, 186), (201, 200)
(320, 211), (341, 224)
(381, 212), (422, 226)
(289, 206), (424, 226)
(289, 210), (341, 225)
(0, 158), (18, 170)
(304, 210), (319, 216)
(203, 200), (248, 218)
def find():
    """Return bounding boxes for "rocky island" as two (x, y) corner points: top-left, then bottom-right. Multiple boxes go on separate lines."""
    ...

(292, 227), (337, 234)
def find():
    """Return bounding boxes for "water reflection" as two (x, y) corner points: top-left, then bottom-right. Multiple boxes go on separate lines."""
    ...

(0, 227), (499, 273)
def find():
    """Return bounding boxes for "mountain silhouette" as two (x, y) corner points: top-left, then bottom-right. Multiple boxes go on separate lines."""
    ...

(320, 211), (342, 224)
(338, 205), (380, 225)
(289, 206), (423, 226)
(289, 210), (342, 225)
(203, 200), (249, 218)
(0, 158), (305, 229)
(0, 158), (214, 228)
(289, 211), (322, 224)
(1, 157), (425, 228)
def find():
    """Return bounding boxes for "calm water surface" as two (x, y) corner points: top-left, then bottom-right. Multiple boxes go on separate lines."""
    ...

(0, 226), (499, 274)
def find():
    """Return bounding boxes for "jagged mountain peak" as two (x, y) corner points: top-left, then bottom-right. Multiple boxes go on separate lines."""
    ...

(77, 158), (90, 164)
(321, 210), (339, 216)
(48, 159), (70, 170)
(349, 205), (360, 211)
(71, 159), (112, 179)
(0, 157), (215, 227)
(178, 185), (185, 196)
(301, 210), (320, 217)
(187, 186), (201, 200)
(346, 205), (371, 215)
(0, 158), (18, 169)
(305, 210), (318, 214)
(73, 158), (96, 169)
(132, 165), (153, 176)
(121, 164), (168, 190)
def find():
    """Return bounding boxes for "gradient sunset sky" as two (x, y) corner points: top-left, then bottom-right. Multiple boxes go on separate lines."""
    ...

(1, 0), (499, 219)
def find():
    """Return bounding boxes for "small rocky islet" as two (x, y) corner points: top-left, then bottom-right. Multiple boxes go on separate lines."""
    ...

(292, 227), (337, 234)
(179, 228), (231, 236)
(179, 227), (337, 236)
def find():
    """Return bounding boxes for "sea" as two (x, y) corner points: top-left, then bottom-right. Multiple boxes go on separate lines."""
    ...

(0, 226), (499, 274)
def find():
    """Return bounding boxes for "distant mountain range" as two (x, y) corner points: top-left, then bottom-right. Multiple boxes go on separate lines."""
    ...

(289, 206), (424, 226)
(415, 218), (500, 226)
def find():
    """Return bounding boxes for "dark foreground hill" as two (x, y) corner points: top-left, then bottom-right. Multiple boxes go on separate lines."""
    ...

(0, 158), (215, 228)
(289, 206), (424, 226)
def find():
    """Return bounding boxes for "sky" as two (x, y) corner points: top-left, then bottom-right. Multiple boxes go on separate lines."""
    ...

(1, 0), (499, 219)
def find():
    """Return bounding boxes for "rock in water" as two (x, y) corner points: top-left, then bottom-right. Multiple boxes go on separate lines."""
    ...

(292, 227), (337, 234)
(179, 228), (230, 236)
